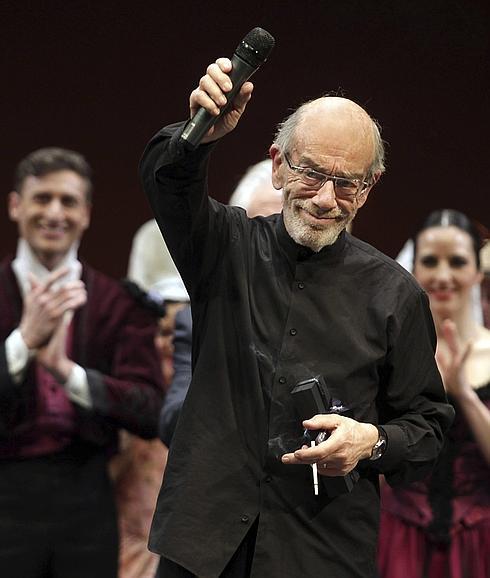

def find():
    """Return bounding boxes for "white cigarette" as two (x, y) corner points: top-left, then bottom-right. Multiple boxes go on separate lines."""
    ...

(311, 440), (319, 495)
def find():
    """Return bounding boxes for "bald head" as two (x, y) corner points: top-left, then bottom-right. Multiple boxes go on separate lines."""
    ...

(273, 96), (385, 181)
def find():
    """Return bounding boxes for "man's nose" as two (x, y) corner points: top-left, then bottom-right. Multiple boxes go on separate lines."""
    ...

(45, 199), (64, 218)
(312, 180), (338, 210)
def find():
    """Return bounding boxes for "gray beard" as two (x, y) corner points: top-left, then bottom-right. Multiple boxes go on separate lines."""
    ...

(283, 205), (355, 252)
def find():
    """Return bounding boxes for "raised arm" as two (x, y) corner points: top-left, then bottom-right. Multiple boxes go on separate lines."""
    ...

(139, 58), (254, 294)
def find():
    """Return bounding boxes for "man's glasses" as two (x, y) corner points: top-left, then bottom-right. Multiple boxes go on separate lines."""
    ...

(284, 154), (370, 200)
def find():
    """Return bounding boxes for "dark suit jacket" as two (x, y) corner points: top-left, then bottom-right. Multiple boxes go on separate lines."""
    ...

(0, 258), (164, 458)
(159, 305), (191, 446)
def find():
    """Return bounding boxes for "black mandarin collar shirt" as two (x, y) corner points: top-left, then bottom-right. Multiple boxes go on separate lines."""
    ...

(140, 122), (454, 578)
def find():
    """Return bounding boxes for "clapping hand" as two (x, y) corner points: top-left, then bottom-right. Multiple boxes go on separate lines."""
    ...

(19, 268), (87, 382)
(435, 319), (473, 399)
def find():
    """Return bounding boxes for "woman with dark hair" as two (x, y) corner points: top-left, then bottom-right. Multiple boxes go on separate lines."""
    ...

(378, 209), (490, 578)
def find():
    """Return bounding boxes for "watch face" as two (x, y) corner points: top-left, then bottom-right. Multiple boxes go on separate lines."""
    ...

(370, 431), (387, 461)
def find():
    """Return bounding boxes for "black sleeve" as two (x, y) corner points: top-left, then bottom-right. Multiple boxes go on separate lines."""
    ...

(139, 123), (217, 293)
(374, 289), (455, 485)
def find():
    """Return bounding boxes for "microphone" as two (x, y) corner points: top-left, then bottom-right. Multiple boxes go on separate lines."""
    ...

(180, 27), (275, 149)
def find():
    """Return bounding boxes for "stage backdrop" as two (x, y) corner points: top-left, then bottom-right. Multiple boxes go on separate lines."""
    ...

(1, 1), (488, 279)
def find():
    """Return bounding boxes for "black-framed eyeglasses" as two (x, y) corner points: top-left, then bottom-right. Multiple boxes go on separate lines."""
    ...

(284, 154), (370, 200)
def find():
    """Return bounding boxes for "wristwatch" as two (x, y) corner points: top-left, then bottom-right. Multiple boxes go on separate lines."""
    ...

(369, 427), (387, 461)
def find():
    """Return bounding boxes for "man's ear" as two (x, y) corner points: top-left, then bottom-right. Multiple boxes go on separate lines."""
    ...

(7, 191), (21, 222)
(269, 145), (284, 190)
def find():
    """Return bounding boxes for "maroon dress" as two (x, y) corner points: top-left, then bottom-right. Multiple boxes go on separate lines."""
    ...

(378, 385), (490, 578)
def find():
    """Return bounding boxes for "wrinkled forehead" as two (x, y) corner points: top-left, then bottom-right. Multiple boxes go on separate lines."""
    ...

(293, 99), (376, 171)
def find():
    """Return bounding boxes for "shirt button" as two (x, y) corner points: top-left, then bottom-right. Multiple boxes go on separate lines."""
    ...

(265, 476), (272, 483)
(290, 328), (297, 336)
(298, 282), (305, 289)
(278, 376), (286, 384)
(241, 515), (249, 524)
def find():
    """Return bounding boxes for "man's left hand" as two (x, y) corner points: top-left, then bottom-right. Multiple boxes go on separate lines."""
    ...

(281, 414), (379, 476)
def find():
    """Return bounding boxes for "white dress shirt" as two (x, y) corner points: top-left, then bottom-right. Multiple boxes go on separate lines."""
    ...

(5, 239), (92, 408)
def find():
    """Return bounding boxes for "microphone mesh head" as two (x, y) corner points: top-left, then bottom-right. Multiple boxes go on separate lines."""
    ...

(236, 27), (275, 67)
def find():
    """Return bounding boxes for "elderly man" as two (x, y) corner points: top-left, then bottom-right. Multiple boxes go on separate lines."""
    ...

(0, 147), (164, 578)
(140, 58), (454, 578)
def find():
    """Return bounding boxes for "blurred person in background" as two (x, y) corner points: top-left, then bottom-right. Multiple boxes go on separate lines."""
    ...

(227, 158), (282, 218)
(128, 216), (190, 386)
(378, 209), (490, 578)
(128, 219), (183, 294)
(397, 220), (490, 330)
(480, 240), (490, 328)
(0, 147), (164, 578)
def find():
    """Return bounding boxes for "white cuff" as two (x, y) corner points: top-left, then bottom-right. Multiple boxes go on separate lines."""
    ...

(5, 328), (36, 384)
(65, 364), (93, 409)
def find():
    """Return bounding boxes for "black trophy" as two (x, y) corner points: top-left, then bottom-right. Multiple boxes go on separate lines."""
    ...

(291, 376), (360, 498)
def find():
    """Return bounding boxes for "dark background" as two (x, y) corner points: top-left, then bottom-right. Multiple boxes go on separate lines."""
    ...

(1, 1), (488, 279)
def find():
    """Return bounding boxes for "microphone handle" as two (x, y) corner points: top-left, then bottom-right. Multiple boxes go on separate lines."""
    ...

(180, 53), (256, 149)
